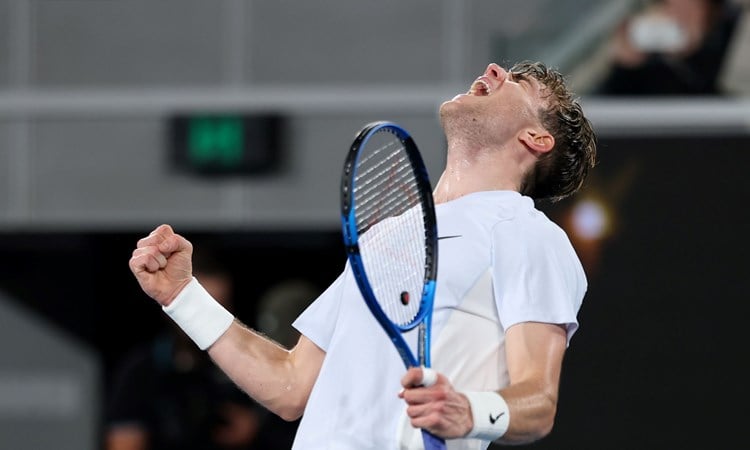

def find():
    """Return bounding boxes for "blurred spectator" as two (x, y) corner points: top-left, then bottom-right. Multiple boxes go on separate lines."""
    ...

(105, 247), (292, 450)
(595, 0), (743, 96)
(719, 0), (750, 93)
(255, 278), (319, 349)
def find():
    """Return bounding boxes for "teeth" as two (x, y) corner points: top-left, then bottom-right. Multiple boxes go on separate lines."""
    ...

(469, 79), (491, 96)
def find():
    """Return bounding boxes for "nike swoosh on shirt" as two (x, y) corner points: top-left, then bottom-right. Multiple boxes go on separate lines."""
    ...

(437, 235), (462, 240)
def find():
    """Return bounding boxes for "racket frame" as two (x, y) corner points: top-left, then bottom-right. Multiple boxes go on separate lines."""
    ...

(340, 121), (446, 450)
(340, 121), (438, 369)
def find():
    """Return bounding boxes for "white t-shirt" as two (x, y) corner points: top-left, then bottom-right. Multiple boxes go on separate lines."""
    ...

(292, 191), (587, 450)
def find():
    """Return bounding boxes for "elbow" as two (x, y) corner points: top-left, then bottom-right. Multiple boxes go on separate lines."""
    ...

(531, 395), (558, 442)
(270, 387), (309, 422)
(275, 400), (306, 422)
(507, 392), (557, 445)
(537, 412), (556, 441)
(517, 410), (556, 445)
(277, 410), (303, 422)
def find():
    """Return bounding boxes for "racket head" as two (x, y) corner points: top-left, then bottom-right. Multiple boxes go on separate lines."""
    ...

(341, 121), (438, 335)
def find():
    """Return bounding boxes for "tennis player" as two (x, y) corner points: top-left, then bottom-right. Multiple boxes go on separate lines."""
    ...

(129, 61), (597, 449)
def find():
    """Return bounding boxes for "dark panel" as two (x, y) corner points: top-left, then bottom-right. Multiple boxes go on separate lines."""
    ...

(525, 133), (748, 449)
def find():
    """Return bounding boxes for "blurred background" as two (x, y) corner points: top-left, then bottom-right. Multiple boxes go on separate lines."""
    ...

(0, 0), (748, 448)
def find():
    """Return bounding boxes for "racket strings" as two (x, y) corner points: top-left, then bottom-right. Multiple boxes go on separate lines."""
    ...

(354, 142), (414, 231)
(373, 211), (425, 326)
(353, 134), (428, 327)
(361, 209), (425, 326)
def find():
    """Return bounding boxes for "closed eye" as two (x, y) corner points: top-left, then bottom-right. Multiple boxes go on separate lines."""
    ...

(509, 72), (538, 94)
(509, 73), (530, 90)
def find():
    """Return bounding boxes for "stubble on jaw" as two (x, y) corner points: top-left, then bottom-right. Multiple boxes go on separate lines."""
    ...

(439, 99), (482, 139)
(440, 99), (514, 154)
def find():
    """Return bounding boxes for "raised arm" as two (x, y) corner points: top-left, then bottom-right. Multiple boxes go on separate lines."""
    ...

(128, 224), (325, 421)
(207, 323), (325, 421)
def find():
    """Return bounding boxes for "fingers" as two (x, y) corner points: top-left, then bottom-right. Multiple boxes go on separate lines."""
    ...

(129, 246), (168, 274)
(129, 224), (194, 306)
(399, 367), (443, 408)
(405, 404), (443, 432)
(399, 370), (449, 435)
(136, 224), (191, 255)
(401, 366), (437, 389)
(399, 370), (471, 439)
(130, 224), (192, 275)
(137, 224), (172, 244)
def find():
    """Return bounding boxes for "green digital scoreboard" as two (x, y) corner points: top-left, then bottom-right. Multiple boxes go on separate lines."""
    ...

(170, 113), (284, 175)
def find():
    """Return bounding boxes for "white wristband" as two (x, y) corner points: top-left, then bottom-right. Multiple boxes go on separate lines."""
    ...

(162, 277), (234, 350)
(463, 391), (510, 441)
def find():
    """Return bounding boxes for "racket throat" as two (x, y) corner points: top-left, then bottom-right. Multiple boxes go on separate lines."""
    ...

(418, 322), (431, 368)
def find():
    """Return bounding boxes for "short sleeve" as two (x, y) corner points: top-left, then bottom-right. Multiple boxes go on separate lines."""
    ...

(491, 217), (587, 345)
(292, 267), (348, 352)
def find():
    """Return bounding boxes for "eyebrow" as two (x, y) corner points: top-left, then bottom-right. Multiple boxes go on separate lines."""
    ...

(510, 72), (535, 92)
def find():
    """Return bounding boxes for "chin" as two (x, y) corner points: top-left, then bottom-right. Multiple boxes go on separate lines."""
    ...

(443, 93), (470, 106)
(439, 98), (460, 118)
(438, 104), (451, 128)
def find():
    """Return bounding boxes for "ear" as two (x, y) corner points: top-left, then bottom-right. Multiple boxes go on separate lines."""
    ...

(519, 128), (554, 155)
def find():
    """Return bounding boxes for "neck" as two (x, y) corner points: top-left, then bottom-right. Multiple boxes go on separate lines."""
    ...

(432, 142), (527, 204)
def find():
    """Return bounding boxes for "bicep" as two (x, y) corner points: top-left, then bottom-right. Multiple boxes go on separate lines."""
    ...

(208, 322), (326, 420)
(290, 333), (326, 398)
(504, 321), (567, 389)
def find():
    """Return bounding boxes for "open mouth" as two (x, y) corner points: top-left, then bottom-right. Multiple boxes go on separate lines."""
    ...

(469, 79), (491, 96)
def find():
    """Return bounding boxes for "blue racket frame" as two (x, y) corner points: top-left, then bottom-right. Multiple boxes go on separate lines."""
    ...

(340, 121), (439, 369)
(341, 122), (445, 450)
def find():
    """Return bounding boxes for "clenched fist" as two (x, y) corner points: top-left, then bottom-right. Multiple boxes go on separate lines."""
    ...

(129, 224), (194, 306)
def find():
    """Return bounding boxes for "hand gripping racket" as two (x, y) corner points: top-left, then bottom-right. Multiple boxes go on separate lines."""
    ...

(341, 121), (445, 449)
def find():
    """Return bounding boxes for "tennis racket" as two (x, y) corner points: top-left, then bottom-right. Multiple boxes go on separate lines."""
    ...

(340, 121), (445, 450)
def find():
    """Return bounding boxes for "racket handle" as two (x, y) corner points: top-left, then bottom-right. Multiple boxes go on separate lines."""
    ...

(421, 367), (437, 387)
(421, 429), (447, 450)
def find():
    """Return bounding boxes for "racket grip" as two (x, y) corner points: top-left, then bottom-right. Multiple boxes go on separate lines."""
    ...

(421, 429), (447, 450)
(421, 367), (437, 387)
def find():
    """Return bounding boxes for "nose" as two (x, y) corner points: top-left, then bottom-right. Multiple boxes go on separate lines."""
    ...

(485, 63), (507, 82)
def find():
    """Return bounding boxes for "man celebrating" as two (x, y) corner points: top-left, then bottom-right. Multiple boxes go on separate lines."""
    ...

(129, 60), (596, 449)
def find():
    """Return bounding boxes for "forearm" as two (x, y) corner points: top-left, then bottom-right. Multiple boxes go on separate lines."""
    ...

(162, 277), (321, 421)
(493, 382), (557, 445)
(207, 322), (310, 421)
(401, 367), (557, 444)
(483, 321), (565, 445)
